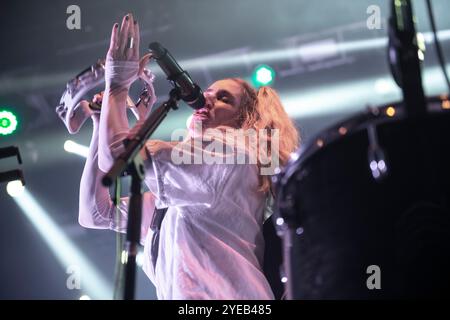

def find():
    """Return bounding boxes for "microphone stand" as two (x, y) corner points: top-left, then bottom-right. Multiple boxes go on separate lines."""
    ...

(102, 88), (181, 300)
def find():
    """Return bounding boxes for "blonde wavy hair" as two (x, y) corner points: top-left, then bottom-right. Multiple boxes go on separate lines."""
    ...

(230, 78), (300, 193)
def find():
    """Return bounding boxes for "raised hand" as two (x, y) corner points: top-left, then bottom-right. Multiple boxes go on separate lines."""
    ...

(102, 14), (156, 125)
(107, 13), (140, 63)
(104, 13), (142, 90)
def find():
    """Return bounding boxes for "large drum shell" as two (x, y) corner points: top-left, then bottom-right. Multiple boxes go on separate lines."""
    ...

(282, 112), (450, 299)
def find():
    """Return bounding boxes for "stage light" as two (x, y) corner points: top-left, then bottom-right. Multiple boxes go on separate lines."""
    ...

(6, 180), (25, 197)
(338, 127), (348, 135)
(374, 78), (397, 95)
(79, 295), (91, 300)
(316, 139), (324, 148)
(386, 106), (396, 117)
(417, 32), (426, 62)
(0, 110), (18, 136)
(11, 189), (113, 299)
(64, 140), (89, 158)
(136, 250), (144, 267)
(253, 65), (275, 87)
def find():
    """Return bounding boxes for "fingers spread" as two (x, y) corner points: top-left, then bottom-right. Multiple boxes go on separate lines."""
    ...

(126, 14), (136, 60)
(107, 23), (119, 60)
(108, 13), (140, 62)
(109, 23), (119, 53)
(133, 20), (140, 60)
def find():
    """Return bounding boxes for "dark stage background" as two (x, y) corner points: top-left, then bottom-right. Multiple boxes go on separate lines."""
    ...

(1, 0), (450, 299)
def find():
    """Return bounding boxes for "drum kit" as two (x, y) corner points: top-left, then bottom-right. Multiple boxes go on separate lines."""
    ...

(55, 0), (450, 299)
(272, 0), (450, 299)
(272, 96), (450, 299)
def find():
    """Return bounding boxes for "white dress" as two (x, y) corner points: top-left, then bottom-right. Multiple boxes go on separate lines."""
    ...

(140, 137), (274, 299)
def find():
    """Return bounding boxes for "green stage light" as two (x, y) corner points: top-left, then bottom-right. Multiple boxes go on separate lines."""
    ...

(252, 65), (275, 87)
(0, 110), (18, 135)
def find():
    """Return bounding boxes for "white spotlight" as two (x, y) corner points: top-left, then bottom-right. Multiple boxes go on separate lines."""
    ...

(79, 295), (91, 300)
(11, 189), (113, 299)
(6, 180), (25, 198)
(64, 140), (89, 158)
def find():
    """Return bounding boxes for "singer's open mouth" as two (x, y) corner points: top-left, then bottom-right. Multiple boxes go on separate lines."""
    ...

(193, 114), (209, 120)
(193, 108), (210, 119)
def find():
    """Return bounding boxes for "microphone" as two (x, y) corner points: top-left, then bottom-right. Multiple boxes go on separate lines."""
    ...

(148, 42), (205, 110)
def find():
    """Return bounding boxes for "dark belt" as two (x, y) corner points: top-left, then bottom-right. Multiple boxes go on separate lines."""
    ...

(150, 207), (168, 270)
